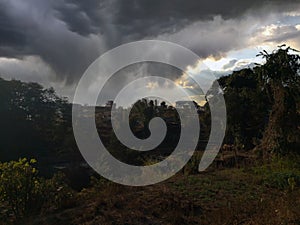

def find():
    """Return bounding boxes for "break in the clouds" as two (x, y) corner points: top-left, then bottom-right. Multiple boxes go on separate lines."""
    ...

(0, 0), (300, 103)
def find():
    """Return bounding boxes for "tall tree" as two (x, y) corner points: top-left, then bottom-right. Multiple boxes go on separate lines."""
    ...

(256, 45), (300, 157)
(0, 78), (72, 162)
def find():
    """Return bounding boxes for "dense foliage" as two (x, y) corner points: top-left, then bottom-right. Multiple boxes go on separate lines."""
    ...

(256, 46), (300, 156)
(218, 46), (300, 156)
(0, 78), (77, 164)
(0, 158), (75, 220)
(218, 68), (269, 150)
(0, 158), (42, 219)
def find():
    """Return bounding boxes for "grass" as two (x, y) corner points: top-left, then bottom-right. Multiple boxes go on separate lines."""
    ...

(2, 156), (300, 225)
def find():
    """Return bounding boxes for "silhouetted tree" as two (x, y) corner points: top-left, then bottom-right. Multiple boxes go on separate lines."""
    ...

(256, 45), (300, 156)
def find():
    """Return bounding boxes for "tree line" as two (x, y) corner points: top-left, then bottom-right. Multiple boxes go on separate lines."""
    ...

(0, 45), (299, 168)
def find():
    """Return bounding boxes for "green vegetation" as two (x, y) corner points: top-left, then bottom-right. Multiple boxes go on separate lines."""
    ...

(0, 78), (76, 163)
(219, 45), (300, 155)
(251, 155), (300, 190)
(0, 158), (43, 219)
(0, 157), (297, 224)
(0, 159), (75, 223)
(256, 46), (300, 156)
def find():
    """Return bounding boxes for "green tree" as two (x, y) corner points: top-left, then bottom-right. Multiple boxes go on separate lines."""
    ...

(256, 46), (300, 156)
(218, 69), (269, 150)
(0, 78), (75, 162)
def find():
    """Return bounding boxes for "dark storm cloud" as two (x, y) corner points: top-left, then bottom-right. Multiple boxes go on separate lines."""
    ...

(53, 0), (106, 36)
(0, 0), (106, 84)
(0, 3), (29, 56)
(53, 0), (300, 42)
(0, 0), (299, 85)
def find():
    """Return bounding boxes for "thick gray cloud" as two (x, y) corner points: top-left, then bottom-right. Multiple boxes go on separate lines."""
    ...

(0, 0), (300, 91)
(0, 0), (105, 84)
(53, 0), (110, 36)
(54, 0), (300, 38)
(0, 3), (28, 56)
(265, 25), (300, 42)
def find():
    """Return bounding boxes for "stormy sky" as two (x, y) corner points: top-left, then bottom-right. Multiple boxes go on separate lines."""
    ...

(0, 0), (300, 105)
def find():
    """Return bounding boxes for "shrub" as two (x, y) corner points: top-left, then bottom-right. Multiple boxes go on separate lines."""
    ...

(0, 159), (75, 221)
(44, 172), (76, 210)
(0, 158), (45, 219)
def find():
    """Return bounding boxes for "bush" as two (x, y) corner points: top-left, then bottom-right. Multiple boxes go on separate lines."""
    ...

(0, 158), (76, 221)
(44, 172), (76, 210)
(0, 158), (45, 219)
